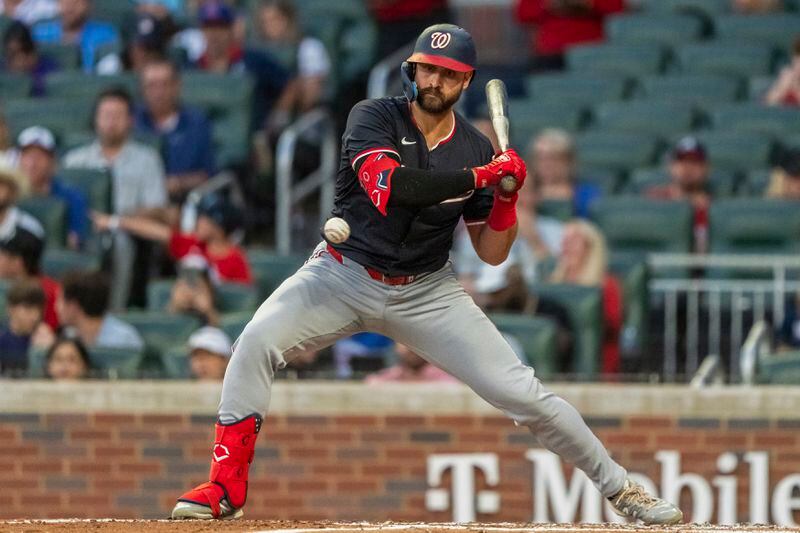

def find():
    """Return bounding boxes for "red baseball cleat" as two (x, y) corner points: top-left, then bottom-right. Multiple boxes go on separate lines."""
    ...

(172, 414), (261, 520)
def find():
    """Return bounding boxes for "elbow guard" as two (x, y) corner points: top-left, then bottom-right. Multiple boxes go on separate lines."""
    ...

(357, 152), (400, 216)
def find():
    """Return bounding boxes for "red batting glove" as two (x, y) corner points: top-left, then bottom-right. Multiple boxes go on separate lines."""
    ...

(472, 148), (527, 189)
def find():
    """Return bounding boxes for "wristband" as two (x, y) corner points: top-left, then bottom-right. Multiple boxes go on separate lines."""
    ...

(486, 192), (518, 232)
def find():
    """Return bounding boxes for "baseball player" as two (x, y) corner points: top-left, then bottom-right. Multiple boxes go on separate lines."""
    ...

(172, 24), (682, 524)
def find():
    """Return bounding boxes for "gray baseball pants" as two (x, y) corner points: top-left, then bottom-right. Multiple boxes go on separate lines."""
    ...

(219, 242), (627, 497)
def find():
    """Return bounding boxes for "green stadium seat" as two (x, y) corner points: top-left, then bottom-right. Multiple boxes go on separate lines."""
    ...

(590, 197), (694, 254)
(89, 345), (145, 379)
(508, 99), (584, 148)
(41, 248), (101, 279)
(566, 44), (665, 77)
(709, 199), (800, 256)
(488, 313), (558, 379)
(627, 167), (738, 197)
(221, 311), (251, 341)
(606, 13), (703, 46)
(691, 131), (773, 172)
(529, 283), (602, 378)
(590, 101), (695, 138)
(0, 73), (33, 99)
(674, 43), (772, 78)
(92, 0), (136, 33)
(577, 168), (624, 195)
(181, 71), (254, 167)
(215, 283), (259, 313)
(45, 71), (137, 100)
(524, 73), (627, 107)
(608, 252), (649, 361)
(38, 43), (80, 70)
(714, 15), (800, 51)
(537, 199), (573, 221)
(711, 104), (800, 137)
(119, 311), (201, 353)
(747, 75), (774, 102)
(639, 0), (729, 18)
(757, 351), (800, 384)
(161, 345), (190, 379)
(3, 97), (93, 141)
(575, 132), (659, 173)
(17, 196), (66, 248)
(634, 75), (740, 106)
(741, 168), (772, 196)
(58, 167), (112, 213)
(246, 249), (306, 300)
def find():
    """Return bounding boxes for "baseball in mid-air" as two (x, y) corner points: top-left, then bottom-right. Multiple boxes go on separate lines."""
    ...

(324, 217), (350, 244)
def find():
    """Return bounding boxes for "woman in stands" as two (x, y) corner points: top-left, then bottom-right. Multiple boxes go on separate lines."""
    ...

(550, 220), (623, 375)
(765, 36), (800, 107)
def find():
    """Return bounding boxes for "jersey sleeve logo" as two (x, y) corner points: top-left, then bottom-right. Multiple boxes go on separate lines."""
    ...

(431, 31), (452, 49)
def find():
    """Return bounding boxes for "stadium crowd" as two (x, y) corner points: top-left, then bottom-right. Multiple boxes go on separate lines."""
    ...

(0, 0), (799, 383)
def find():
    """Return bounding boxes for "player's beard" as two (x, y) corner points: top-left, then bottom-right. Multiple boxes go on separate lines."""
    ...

(417, 86), (462, 115)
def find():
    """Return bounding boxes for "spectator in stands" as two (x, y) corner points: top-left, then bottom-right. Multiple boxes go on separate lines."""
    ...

(92, 193), (252, 284)
(32, 0), (120, 72)
(644, 136), (711, 253)
(2, 21), (58, 97)
(135, 59), (215, 204)
(0, 0), (58, 26)
(18, 126), (88, 249)
(765, 146), (800, 200)
(514, 0), (625, 71)
(527, 128), (600, 218)
(63, 87), (168, 309)
(168, 254), (221, 326)
(255, 0), (331, 123)
(58, 270), (145, 350)
(516, 172), (565, 263)
(366, 0), (451, 59)
(96, 14), (170, 74)
(732, 0), (782, 13)
(44, 334), (92, 380)
(0, 279), (52, 375)
(550, 220), (622, 374)
(194, 0), (289, 128)
(187, 325), (232, 380)
(765, 36), (800, 107)
(0, 226), (61, 331)
(333, 332), (394, 378)
(365, 342), (458, 384)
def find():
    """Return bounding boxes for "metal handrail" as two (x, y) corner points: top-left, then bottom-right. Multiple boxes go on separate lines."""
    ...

(275, 108), (338, 255)
(740, 320), (771, 385)
(367, 41), (415, 99)
(649, 253), (800, 269)
(689, 354), (723, 388)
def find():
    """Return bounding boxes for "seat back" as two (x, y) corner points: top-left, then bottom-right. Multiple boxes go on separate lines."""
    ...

(489, 313), (558, 379)
(18, 196), (67, 248)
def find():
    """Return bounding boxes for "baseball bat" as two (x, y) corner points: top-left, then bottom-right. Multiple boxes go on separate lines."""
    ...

(485, 79), (518, 194)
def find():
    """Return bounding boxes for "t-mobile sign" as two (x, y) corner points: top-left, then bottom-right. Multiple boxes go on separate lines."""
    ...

(425, 451), (800, 525)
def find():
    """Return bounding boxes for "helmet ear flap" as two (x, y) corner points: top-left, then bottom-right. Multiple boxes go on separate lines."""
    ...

(401, 62), (417, 102)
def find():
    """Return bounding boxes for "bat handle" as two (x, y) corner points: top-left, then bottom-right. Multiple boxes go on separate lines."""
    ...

(499, 175), (518, 194)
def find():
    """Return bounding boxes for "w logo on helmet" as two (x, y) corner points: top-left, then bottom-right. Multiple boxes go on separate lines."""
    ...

(430, 31), (451, 49)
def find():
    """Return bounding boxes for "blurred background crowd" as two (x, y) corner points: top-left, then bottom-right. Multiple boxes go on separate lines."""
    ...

(0, 0), (799, 385)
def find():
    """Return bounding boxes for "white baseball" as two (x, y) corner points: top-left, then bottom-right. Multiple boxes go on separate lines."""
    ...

(324, 217), (350, 244)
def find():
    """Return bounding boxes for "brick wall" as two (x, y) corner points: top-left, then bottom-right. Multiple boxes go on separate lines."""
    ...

(1, 408), (799, 523)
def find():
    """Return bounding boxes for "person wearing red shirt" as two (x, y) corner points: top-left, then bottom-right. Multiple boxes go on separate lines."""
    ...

(515, 0), (625, 71)
(92, 194), (252, 285)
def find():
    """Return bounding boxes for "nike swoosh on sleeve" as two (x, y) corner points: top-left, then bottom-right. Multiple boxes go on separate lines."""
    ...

(401, 137), (416, 145)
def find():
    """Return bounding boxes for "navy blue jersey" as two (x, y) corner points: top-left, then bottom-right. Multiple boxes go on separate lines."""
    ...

(330, 96), (495, 276)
